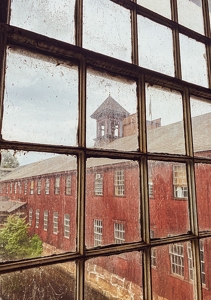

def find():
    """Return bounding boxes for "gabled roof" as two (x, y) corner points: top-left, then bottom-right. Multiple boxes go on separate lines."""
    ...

(91, 95), (129, 119)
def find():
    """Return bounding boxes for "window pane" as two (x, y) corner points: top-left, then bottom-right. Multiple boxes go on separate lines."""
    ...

(0, 263), (76, 299)
(10, 0), (75, 44)
(177, 0), (204, 34)
(2, 48), (78, 146)
(137, 0), (171, 19)
(149, 161), (189, 238)
(190, 96), (211, 158)
(85, 253), (142, 299)
(146, 85), (185, 154)
(86, 69), (138, 150)
(180, 34), (208, 87)
(83, 0), (131, 62)
(152, 243), (195, 299)
(0, 151), (77, 260)
(85, 158), (141, 248)
(138, 16), (174, 76)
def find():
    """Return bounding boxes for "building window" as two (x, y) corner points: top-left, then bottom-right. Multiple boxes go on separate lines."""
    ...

(6, 183), (8, 194)
(187, 242), (194, 281)
(10, 182), (13, 194)
(173, 165), (188, 199)
(94, 219), (103, 246)
(53, 212), (58, 234)
(114, 170), (124, 196)
(24, 181), (27, 195)
(94, 173), (103, 196)
(14, 182), (17, 194)
(28, 208), (32, 226)
(114, 223), (125, 244)
(64, 214), (70, 238)
(54, 177), (60, 195)
(65, 175), (71, 195)
(44, 210), (48, 231)
(30, 180), (34, 195)
(35, 209), (40, 228)
(37, 178), (41, 195)
(18, 181), (21, 194)
(169, 243), (184, 277)
(45, 178), (50, 195)
(151, 231), (156, 267)
(200, 241), (205, 285)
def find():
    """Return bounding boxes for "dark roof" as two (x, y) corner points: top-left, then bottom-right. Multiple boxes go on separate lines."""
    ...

(0, 200), (26, 213)
(91, 95), (130, 119)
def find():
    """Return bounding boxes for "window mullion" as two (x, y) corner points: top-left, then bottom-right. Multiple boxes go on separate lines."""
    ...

(202, 0), (211, 89)
(131, 1), (139, 65)
(75, 0), (83, 48)
(192, 239), (203, 300)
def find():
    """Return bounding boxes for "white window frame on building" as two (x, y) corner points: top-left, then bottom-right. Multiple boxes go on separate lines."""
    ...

(114, 170), (124, 196)
(18, 181), (21, 194)
(173, 165), (188, 199)
(53, 212), (58, 234)
(187, 242), (194, 281)
(94, 173), (103, 196)
(28, 208), (33, 226)
(45, 178), (50, 195)
(37, 178), (41, 195)
(65, 175), (71, 195)
(94, 219), (103, 247)
(43, 210), (48, 231)
(54, 177), (60, 195)
(114, 222), (125, 244)
(30, 180), (34, 195)
(64, 214), (70, 238)
(24, 181), (27, 195)
(169, 243), (184, 277)
(150, 230), (156, 267)
(35, 209), (40, 228)
(200, 241), (206, 285)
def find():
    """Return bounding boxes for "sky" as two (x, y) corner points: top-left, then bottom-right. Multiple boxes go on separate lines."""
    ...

(3, 0), (211, 165)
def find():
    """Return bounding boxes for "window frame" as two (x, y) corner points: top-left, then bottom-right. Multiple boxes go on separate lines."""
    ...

(64, 214), (70, 238)
(114, 170), (125, 196)
(94, 173), (103, 196)
(114, 222), (125, 244)
(94, 219), (103, 246)
(53, 212), (58, 234)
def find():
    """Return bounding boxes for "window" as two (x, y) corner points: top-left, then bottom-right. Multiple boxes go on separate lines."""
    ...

(14, 182), (17, 194)
(64, 214), (70, 238)
(35, 209), (40, 228)
(54, 177), (60, 195)
(200, 241), (205, 285)
(114, 223), (125, 244)
(53, 212), (58, 234)
(37, 178), (41, 195)
(28, 208), (32, 226)
(24, 181), (27, 195)
(10, 182), (13, 194)
(43, 210), (48, 231)
(169, 243), (184, 276)
(65, 175), (71, 195)
(173, 165), (188, 199)
(94, 173), (103, 196)
(18, 181), (21, 194)
(45, 178), (50, 195)
(6, 183), (8, 194)
(114, 170), (124, 196)
(151, 231), (156, 267)
(30, 180), (34, 195)
(187, 242), (194, 281)
(94, 219), (103, 246)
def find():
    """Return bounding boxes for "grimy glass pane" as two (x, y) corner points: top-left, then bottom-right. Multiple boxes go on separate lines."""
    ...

(180, 34), (208, 87)
(0, 263), (76, 299)
(152, 243), (195, 299)
(85, 158), (141, 248)
(83, 0), (131, 62)
(10, 0), (75, 44)
(190, 97), (211, 158)
(86, 69), (138, 150)
(138, 16), (174, 76)
(201, 238), (210, 297)
(146, 85), (185, 154)
(0, 150), (77, 261)
(137, 0), (171, 19)
(149, 161), (189, 238)
(2, 48), (78, 146)
(85, 252), (142, 299)
(177, 0), (204, 34)
(195, 163), (211, 231)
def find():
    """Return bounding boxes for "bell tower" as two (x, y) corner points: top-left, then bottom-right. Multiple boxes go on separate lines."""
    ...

(91, 95), (129, 147)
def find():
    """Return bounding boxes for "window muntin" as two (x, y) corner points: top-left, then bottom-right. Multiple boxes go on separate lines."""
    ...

(114, 170), (124, 196)
(64, 214), (70, 238)
(54, 177), (60, 195)
(65, 175), (71, 195)
(94, 173), (103, 196)
(43, 210), (48, 232)
(53, 212), (58, 234)
(173, 165), (188, 199)
(37, 178), (41, 195)
(94, 219), (103, 247)
(35, 209), (40, 228)
(114, 223), (125, 244)
(137, 0), (171, 19)
(169, 243), (184, 277)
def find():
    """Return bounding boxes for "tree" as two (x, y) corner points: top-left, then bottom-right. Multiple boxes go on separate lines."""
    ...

(1, 151), (19, 168)
(0, 215), (42, 260)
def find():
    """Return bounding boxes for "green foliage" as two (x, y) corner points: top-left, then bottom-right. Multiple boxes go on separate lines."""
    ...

(1, 151), (19, 168)
(0, 215), (42, 260)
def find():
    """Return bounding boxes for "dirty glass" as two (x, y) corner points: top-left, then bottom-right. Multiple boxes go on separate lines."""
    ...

(149, 161), (189, 238)
(180, 34), (208, 87)
(0, 150), (77, 261)
(151, 243), (195, 299)
(0, 263), (76, 299)
(137, 0), (171, 19)
(2, 48), (78, 146)
(86, 69), (138, 150)
(85, 252), (142, 299)
(177, 0), (204, 34)
(190, 96), (211, 157)
(85, 158), (141, 248)
(138, 16), (174, 76)
(146, 85), (185, 154)
(83, 0), (131, 62)
(10, 0), (75, 44)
